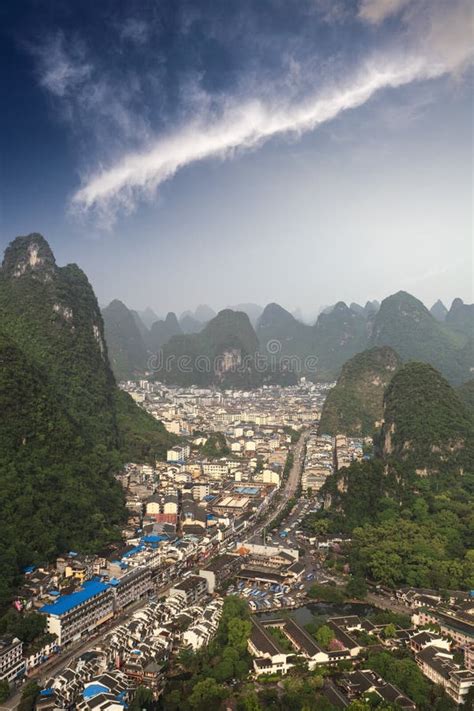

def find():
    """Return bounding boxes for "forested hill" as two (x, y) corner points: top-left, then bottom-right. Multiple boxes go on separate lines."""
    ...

(312, 301), (370, 379)
(379, 362), (474, 474)
(370, 291), (473, 385)
(457, 379), (474, 418)
(318, 346), (401, 436)
(0, 234), (175, 610)
(158, 309), (297, 387)
(102, 299), (148, 380)
(314, 362), (474, 590)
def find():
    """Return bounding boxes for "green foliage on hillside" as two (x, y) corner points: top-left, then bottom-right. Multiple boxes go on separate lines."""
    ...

(102, 299), (148, 379)
(315, 363), (474, 589)
(116, 390), (179, 464)
(0, 234), (175, 611)
(457, 379), (474, 418)
(445, 298), (474, 338)
(257, 302), (315, 360)
(148, 312), (182, 351)
(159, 309), (296, 387)
(319, 347), (401, 436)
(0, 238), (118, 447)
(380, 362), (474, 473)
(313, 302), (369, 380)
(370, 291), (472, 385)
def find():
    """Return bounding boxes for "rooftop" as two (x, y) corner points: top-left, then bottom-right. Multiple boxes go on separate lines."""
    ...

(40, 580), (110, 617)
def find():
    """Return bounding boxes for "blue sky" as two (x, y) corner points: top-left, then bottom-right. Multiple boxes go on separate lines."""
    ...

(1, 0), (472, 319)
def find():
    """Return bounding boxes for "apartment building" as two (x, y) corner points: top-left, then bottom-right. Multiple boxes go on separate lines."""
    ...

(113, 567), (153, 610)
(168, 576), (208, 605)
(40, 580), (115, 646)
(0, 635), (25, 682)
(416, 646), (474, 706)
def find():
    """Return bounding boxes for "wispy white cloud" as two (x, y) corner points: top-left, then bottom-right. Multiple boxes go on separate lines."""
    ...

(358, 0), (413, 25)
(33, 32), (92, 97)
(30, 0), (473, 225)
(119, 18), (150, 45)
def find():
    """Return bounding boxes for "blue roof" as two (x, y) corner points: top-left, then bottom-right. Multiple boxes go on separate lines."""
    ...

(40, 580), (110, 616)
(23, 565), (36, 574)
(235, 486), (259, 495)
(83, 683), (110, 699)
(142, 534), (167, 543)
(122, 545), (144, 559)
(39, 688), (54, 697)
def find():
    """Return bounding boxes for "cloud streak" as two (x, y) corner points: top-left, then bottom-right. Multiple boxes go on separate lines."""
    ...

(59, 0), (471, 223)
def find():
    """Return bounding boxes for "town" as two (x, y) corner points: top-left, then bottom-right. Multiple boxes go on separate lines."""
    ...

(1, 381), (472, 710)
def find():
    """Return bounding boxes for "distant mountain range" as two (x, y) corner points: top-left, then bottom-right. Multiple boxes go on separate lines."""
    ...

(369, 291), (473, 385)
(102, 290), (472, 386)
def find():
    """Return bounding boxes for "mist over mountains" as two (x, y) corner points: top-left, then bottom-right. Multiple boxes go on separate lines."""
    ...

(102, 290), (473, 386)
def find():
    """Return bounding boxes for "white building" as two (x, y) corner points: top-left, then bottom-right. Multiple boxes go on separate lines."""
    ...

(0, 635), (25, 682)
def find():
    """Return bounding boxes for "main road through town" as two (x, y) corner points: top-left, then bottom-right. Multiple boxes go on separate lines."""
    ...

(249, 428), (309, 541)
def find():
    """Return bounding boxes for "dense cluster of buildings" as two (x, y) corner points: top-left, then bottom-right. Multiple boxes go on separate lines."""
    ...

(122, 380), (328, 435)
(248, 606), (474, 707)
(36, 578), (221, 709)
(301, 433), (364, 493)
(5, 379), (473, 707)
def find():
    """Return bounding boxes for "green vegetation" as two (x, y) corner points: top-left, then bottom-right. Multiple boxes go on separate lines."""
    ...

(0, 610), (48, 651)
(268, 496), (297, 530)
(0, 681), (10, 703)
(17, 681), (41, 711)
(102, 299), (148, 379)
(159, 597), (252, 710)
(266, 625), (293, 652)
(370, 291), (472, 385)
(129, 686), (155, 711)
(445, 298), (474, 339)
(457, 379), (474, 418)
(366, 651), (456, 711)
(160, 309), (296, 387)
(379, 362), (474, 472)
(314, 362), (474, 589)
(319, 347), (400, 436)
(116, 390), (178, 464)
(148, 312), (182, 351)
(307, 584), (345, 604)
(345, 575), (367, 599)
(0, 234), (175, 611)
(313, 302), (370, 380)
(199, 432), (230, 458)
(314, 624), (334, 648)
(256, 302), (315, 362)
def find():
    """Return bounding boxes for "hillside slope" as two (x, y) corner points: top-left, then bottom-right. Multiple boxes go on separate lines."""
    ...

(0, 234), (175, 607)
(319, 346), (401, 436)
(102, 299), (148, 379)
(370, 291), (472, 385)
